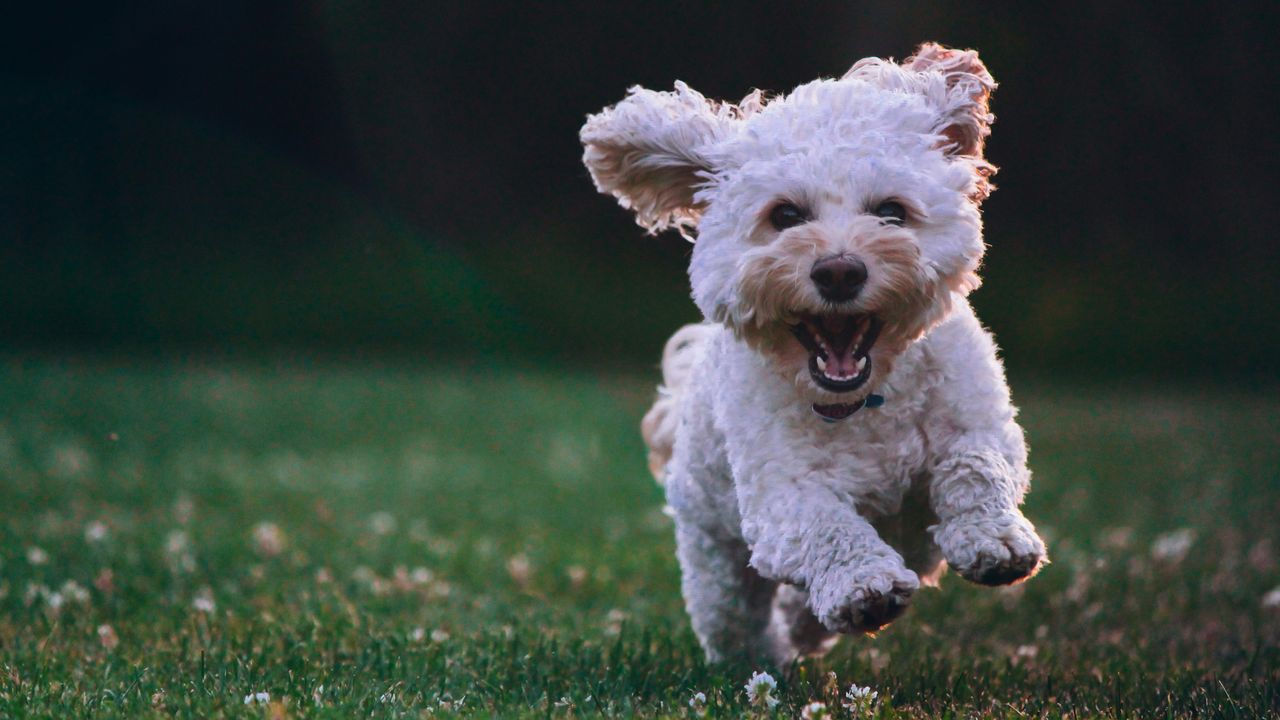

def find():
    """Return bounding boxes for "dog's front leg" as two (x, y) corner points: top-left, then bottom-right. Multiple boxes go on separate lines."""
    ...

(738, 480), (920, 635)
(928, 442), (1046, 585)
(923, 307), (1047, 585)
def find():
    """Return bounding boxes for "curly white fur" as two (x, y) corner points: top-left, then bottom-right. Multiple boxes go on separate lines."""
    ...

(582, 43), (1046, 665)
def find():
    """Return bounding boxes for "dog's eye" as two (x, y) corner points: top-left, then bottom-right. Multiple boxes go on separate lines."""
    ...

(768, 203), (808, 231)
(871, 200), (908, 225)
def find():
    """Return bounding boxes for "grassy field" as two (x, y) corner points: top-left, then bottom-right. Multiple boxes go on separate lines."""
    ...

(0, 355), (1276, 718)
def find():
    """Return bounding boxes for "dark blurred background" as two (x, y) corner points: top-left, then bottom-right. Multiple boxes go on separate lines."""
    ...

(3, 2), (1277, 377)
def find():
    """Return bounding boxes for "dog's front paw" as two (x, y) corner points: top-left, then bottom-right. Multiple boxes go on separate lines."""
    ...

(934, 511), (1046, 586)
(811, 564), (919, 635)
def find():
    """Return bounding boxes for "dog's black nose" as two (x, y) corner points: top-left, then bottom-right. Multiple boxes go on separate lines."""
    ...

(810, 255), (867, 302)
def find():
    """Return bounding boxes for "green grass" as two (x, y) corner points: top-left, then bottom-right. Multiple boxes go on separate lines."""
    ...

(0, 355), (1276, 718)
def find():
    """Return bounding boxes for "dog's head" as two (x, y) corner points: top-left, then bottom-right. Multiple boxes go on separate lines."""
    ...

(582, 43), (997, 407)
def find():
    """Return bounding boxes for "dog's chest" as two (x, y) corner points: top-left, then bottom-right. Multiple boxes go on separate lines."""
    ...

(809, 405), (928, 517)
(713, 346), (935, 519)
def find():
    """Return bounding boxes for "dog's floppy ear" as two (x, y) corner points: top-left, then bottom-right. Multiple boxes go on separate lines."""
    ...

(846, 43), (997, 200)
(901, 43), (995, 160)
(581, 82), (735, 237)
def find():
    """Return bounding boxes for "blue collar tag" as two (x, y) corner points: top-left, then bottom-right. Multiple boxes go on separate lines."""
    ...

(864, 393), (885, 408)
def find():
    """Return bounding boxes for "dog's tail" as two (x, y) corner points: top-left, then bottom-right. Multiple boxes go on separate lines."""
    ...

(641, 322), (716, 484)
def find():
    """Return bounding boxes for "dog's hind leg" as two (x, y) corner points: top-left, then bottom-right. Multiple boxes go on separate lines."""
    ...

(659, 326), (781, 662)
(767, 584), (838, 664)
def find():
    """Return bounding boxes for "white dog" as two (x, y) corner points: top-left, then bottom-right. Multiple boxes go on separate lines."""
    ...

(581, 43), (1046, 665)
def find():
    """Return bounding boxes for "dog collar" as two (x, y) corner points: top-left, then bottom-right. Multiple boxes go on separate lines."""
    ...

(812, 393), (885, 423)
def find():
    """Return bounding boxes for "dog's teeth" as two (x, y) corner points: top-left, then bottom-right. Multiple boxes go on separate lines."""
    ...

(856, 356), (867, 371)
(816, 356), (827, 372)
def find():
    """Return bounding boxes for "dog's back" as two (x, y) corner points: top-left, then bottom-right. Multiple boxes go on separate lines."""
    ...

(640, 323), (717, 482)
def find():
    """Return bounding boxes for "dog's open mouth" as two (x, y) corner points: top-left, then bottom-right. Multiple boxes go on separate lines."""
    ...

(789, 314), (882, 393)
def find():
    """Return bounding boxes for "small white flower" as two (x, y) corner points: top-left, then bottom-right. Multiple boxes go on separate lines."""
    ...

(1151, 528), (1196, 564)
(604, 607), (628, 636)
(165, 530), (196, 573)
(84, 521), (109, 544)
(426, 579), (451, 600)
(745, 671), (779, 709)
(26, 546), (49, 566)
(843, 684), (879, 714)
(60, 580), (90, 604)
(252, 522), (286, 557)
(1262, 586), (1280, 609)
(23, 583), (50, 605)
(243, 691), (270, 705)
(801, 700), (830, 719)
(370, 512), (398, 536)
(506, 554), (532, 586)
(430, 628), (450, 643)
(437, 693), (465, 711)
(352, 565), (388, 595)
(688, 691), (708, 716)
(97, 624), (119, 651)
(192, 587), (216, 614)
(165, 530), (190, 555)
